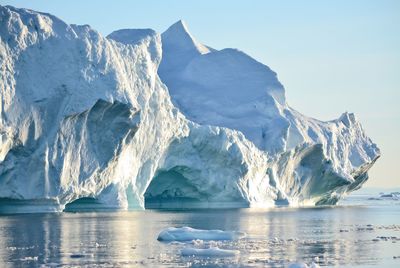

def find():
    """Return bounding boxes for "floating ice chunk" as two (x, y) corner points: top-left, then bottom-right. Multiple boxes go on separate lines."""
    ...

(157, 227), (245, 241)
(180, 247), (239, 257)
(19, 256), (38, 261)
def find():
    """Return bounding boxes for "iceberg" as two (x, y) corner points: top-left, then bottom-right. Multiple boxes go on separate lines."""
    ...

(0, 6), (380, 212)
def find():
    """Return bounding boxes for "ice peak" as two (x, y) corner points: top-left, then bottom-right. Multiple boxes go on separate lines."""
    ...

(339, 112), (357, 127)
(170, 19), (189, 33)
(162, 20), (210, 55)
(165, 20), (192, 40)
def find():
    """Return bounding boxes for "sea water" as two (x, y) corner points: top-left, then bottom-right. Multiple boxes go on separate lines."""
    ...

(0, 194), (399, 267)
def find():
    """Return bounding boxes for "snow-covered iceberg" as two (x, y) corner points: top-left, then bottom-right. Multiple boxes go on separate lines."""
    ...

(0, 6), (380, 212)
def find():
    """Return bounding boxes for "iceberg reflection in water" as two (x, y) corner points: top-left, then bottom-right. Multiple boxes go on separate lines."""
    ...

(0, 196), (399, 267)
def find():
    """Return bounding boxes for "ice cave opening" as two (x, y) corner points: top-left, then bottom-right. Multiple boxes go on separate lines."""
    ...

(63, 197), (105, 212)
(144, 168), (207, 209)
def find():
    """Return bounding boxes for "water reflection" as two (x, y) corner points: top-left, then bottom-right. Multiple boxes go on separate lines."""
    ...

(0, 205), (399, 267)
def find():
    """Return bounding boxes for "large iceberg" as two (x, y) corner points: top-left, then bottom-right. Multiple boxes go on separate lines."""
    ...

(0, 6), (379, 212)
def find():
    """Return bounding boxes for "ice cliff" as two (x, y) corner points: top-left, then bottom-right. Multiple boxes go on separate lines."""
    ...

(0, 6), (380, 212)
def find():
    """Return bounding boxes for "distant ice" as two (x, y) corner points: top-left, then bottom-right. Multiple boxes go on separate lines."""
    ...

(380, 192), (400, 200)
(157, 227), (245, 241)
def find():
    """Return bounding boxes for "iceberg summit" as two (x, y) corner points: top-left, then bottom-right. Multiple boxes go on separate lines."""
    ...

(0, 6), (380, 212)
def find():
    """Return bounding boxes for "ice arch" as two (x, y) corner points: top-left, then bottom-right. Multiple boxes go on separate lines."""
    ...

(144, 167), (209, 209)
(144, 166), (249, 209)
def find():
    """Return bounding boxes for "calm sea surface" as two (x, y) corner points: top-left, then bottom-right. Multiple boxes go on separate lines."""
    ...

(0, 195), (399, 267)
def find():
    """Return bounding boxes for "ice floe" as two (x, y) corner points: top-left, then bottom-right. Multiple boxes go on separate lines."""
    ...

(157, 227), (245, 241)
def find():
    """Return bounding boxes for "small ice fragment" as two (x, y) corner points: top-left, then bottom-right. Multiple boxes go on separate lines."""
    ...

(20, 256), (38, 261)
(180, 247), (239, 257)
(157, 226), (245, 241)
(192, 239), (204, 246)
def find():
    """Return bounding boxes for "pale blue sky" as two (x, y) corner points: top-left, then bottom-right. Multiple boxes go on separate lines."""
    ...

(1, 0), (399, 187)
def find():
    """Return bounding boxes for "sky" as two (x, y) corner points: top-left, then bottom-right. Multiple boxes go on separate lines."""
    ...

(1, 0), (399, 188)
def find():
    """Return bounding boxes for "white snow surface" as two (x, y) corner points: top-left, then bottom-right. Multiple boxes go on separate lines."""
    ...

(157, 227), (245, 241)
(0, 6), (380, 212)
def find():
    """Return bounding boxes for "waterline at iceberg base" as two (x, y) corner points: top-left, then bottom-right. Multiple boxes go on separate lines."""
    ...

(0, 6), (380, 213)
